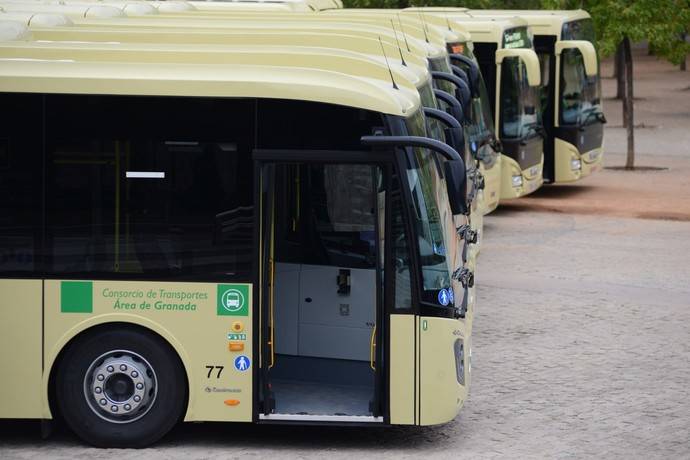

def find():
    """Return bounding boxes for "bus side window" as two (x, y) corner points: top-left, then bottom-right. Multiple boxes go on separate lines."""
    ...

(45, 95), (255, 281)
(0, 93), (42, 276)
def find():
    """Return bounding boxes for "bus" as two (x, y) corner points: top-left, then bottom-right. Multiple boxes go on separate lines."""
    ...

(5, 7), (485, 259)
(0, 22), (474, 449)
(468, 10), (603, 183)
(408, 13), (544, 200)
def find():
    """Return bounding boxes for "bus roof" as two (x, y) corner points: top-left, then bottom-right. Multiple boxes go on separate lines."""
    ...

(0, 58), (419, 116)
(0, 40), (430, 95)
(0, 11), (73, 26)
(0, 18), (29, 39)
(467, 10), (591, 37)
(0, 2), (127, 18)
(418, 14), (530, 46)
(15, 14), (447, 60)
(320, 9), (470, 45)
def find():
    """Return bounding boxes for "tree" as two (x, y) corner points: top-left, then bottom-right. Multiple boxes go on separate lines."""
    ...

(571, 0), (690, 168)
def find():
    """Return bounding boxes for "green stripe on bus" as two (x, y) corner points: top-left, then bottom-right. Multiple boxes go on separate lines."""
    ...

(60, 281), (93, 313)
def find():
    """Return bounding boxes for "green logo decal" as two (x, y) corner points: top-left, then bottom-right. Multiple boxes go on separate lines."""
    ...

(217, 284), (249, 316)
(61, 281), (93, 313)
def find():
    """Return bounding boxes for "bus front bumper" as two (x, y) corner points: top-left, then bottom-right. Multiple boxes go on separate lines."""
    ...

(499, 155), (544, 200)
(554, 138), (604, 182)
(580, 147), (604, 177)
(477, 160), (501, 215)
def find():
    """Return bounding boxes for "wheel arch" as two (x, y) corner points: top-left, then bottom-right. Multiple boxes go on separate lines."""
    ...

(44, 315), (194, 421)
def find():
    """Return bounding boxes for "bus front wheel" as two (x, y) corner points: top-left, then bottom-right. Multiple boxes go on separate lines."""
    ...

(55, 326), (187, 448)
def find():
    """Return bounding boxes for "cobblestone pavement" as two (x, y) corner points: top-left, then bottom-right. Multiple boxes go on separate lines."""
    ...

(2, 210), (689, 459)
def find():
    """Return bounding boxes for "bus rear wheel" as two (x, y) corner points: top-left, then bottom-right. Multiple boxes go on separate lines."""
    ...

(55, 326), (186, 448)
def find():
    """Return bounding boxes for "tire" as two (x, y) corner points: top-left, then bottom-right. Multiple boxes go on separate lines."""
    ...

(55, 326), (187, 448)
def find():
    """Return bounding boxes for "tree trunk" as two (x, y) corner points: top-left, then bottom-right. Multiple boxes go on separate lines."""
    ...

(682, 33), (687, 71)
(623, 37), (635, 170)
(616, 42), (625, 98)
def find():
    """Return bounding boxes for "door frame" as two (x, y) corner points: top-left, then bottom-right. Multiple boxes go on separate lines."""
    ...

(252, 148), (392, 424)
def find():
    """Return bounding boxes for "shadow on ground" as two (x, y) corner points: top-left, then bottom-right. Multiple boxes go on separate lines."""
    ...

(0, 419), (454, 451)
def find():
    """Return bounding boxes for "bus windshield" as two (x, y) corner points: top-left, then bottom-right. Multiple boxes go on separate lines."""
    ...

(560, 19), (603, 127)
(405, 111), (455, 305)
(500, 56), (541, 139)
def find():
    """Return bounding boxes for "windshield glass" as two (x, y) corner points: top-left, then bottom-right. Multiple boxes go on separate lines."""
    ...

(405, 112), (459, 306)
(500, 56), (541, 139)
(560, 19), (603, 126)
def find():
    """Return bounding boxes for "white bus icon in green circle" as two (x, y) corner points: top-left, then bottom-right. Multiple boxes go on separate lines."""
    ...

(222, 289), (244, 313)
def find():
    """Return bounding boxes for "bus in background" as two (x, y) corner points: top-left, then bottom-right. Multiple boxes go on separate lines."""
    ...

(322, 8), (501, 217)
(469, 9), (604, 183)
(5, 6), (486, 261)
(410, 13), (545, 200)
(0, 42), (473, 446)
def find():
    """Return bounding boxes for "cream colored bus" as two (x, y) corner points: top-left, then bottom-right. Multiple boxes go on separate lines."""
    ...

(0, 30), (474, 448)
(406, 11), (544, 200)
(468, 9), (603, 183)
(3, 9), (484, 262)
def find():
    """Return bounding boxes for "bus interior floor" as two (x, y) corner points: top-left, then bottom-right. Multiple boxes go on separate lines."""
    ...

(270, 379), (373, 416)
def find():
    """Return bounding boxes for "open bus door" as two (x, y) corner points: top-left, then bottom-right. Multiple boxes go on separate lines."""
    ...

(255, 150), (388, 423)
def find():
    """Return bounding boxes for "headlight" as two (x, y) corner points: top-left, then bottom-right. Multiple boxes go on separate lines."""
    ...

(570, 159), (582, 171)
(511, 174), (523, 188)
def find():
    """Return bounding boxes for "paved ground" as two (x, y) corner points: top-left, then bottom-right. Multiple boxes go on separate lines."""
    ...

(1, 48), (689, 459)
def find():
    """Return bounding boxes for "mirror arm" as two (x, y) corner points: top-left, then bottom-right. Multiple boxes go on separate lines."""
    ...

(433, 89), (464, 122)
(431, 70), (466, 93)
(360, 135), (462, 162)
(451, 65), (469, 87)
(423, 107), (461, 129)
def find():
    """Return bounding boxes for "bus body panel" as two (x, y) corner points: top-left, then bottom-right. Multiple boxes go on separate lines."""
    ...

(389, 314), (416, 425)
(581, 146), (604, 177)
(0, 279), (43, 418)
(500, 155), (544, 200)
(479, 161), (501, 214)
(43, 279), (254, 422)
(418, 316), (467, 425)
(554, 137), (583, 182)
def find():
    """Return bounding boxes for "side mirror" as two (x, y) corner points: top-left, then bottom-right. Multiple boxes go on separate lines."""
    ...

(451, 65), (469, 89)
(556, 40), (598, 77)
(495, 48), (542, 87)
(433, 89), (465, 126)
(443, 159), (468, 216)
(449, 53), (481, 98)
(360, 134), (468, 216)
(423, 107), (466, 156)
(431, 71), (471, 118)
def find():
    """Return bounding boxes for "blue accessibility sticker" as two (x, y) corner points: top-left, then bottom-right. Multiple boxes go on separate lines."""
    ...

(438, 289), (450, 306)
(234, 355), (251, 372)
(448, 287), (454, 304)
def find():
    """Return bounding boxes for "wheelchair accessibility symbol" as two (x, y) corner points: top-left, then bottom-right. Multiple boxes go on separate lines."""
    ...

(234, 355), (250, 372)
